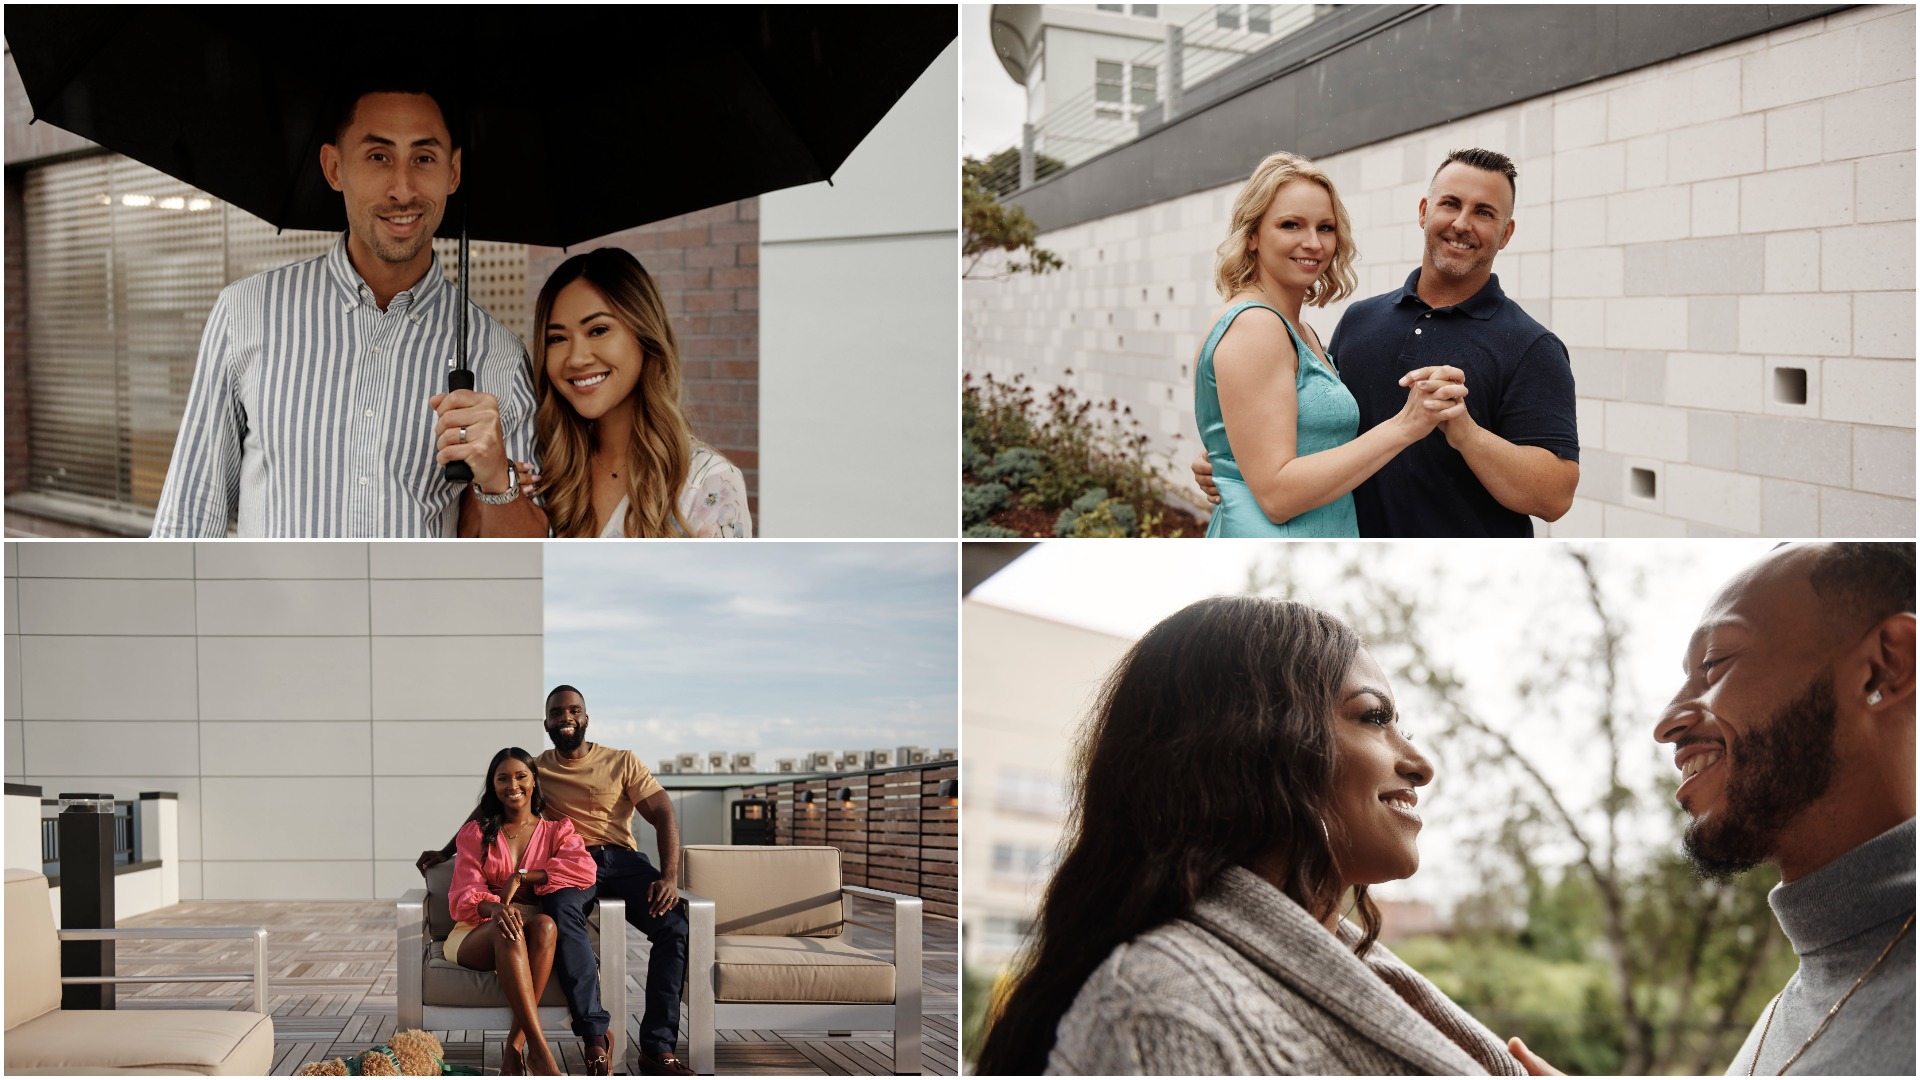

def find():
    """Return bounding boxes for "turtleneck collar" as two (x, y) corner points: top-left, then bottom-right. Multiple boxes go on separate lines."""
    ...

(1769, 817), (1916, 955)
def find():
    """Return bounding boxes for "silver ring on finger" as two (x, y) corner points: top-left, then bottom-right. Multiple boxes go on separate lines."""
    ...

(459, 426), (468, 444)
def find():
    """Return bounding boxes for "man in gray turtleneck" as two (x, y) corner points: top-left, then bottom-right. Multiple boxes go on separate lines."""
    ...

(1511, 542), (1914, 1077)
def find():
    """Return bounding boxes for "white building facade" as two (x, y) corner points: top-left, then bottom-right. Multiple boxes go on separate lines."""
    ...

(3, 542), (544, 900)
(966, 4), (1915, 536)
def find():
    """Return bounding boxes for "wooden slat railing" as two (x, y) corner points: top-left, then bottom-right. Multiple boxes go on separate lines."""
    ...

(739, 762), (957, 919)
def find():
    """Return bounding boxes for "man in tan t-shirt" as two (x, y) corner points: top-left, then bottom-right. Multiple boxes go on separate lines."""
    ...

(420, 685), (690, 1075)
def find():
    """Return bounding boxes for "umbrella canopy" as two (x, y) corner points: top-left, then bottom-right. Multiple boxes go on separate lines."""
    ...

(8, 6), (957, 248)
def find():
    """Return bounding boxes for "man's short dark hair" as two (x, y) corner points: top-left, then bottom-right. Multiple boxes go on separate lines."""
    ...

(327, 76), (462, 150)
(1807, 542), (1915, 629)
(1433, 148), (1517, 206)
(546, 684), (585, 709)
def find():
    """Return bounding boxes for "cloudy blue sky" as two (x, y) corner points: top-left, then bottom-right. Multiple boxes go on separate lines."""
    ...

(543, 543), (957, 770)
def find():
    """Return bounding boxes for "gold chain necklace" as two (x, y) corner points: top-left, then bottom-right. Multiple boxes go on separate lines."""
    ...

(1747, 910), (1914, 1074)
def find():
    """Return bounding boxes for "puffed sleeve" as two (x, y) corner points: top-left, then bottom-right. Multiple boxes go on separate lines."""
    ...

(678, 447), (752, 538)
(447, 821), (501, 925)
(535, 817), (598, 894)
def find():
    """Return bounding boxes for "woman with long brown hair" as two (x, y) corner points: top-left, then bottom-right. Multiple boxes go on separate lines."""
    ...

(973, 596), (1523, 1076)
(465, 247), (749, 537)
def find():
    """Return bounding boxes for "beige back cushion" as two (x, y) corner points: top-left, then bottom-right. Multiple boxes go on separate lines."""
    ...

(682, 846), (843, 937)
(4, 871), (62, 1030)
(425, 860), (458, 941)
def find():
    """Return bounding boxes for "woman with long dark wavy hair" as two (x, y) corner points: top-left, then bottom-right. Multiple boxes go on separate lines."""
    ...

(973, 596), (1523, 1076)
(466, 247), (750, 537)
(445, 747), (597, 1075)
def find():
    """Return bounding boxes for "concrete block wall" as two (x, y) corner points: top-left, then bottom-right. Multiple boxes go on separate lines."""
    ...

(2, 542), (544, 901)
(964, 5), (1914, 535)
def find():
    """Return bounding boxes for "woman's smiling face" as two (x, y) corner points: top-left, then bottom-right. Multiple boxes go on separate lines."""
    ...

(1326, 648), (1433, 886)
(544, 278), (643, 422)
(493, 755), (535, 815)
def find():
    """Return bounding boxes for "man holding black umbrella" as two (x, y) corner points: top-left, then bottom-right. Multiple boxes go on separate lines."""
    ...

(150, 82), (540, 537)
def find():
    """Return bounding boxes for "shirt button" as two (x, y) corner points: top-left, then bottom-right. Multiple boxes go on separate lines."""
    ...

(364, 409), (375, 418)
(374, 345), (384, 353)
(358, 476), (370, 486)
(1415, 328), (1423, 335)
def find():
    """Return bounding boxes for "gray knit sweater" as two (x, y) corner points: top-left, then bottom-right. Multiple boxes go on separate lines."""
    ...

(1726, 817), (1915, 1076)
(1046, 866), (1524, 1075)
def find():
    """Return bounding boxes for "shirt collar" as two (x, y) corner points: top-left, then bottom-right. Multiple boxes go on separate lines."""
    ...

(1391, 267), (1507, 320)
(1769, 817), (1916, 955)
(324, 232), (447, 314)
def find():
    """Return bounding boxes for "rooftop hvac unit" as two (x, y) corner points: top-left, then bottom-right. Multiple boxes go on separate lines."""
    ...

(677, 752), (704, 774)
(868, 748), (896, 769)
(935, 748), (957, 761)
(730, 752), (758, 773)
(841, 750), (863, 771)
(657, 760), (678, 775)
(706, 751), (728, 773)
(897, 746), (930, 766)
(776, 758), (798, 774)
(808, 751), (834, 772)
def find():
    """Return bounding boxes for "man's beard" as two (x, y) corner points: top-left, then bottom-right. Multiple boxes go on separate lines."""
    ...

(548, 720), (588, 754)
(1682, 673), (1838, 882)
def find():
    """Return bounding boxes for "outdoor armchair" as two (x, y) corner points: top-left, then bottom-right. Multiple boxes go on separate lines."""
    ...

(397, 858), (626, 1066)
(680, 845), (922, 1075)
(4, 869), (274, 1075)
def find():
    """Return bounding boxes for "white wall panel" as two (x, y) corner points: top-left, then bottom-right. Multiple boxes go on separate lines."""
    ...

(196, 637), (371, 721)
(201, 777), (372, 860)
(5, 721), (23, 779)
(196, 579), (370, 637)
(374, 859), (427, 901)
(369, 544), (541, 580)
(371, 579), (542, 637)
(372, 775), (487, 861)
(192, 542), (368, 579)
(370, 636), (543, 721)
(15, 579), (195, 636)
(19, 636), (199, 720)
(371, 721), (544, 776)
(16, 544), (194, 579)
(5, 637), (19, 721)
(201, 860), (372, 900)
(24, 721), (200, 777)
(199, 722), (372, 776)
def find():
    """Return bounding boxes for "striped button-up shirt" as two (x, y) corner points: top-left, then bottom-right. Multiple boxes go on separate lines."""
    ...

(152, 235), (536, 537)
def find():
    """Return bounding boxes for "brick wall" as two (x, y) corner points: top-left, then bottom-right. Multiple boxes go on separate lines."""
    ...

(527, 199), (760, 521)
(4, 172), (26, 496)
(964, 5), (1915, 536)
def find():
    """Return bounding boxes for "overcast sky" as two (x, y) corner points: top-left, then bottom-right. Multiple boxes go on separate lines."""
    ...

(963, 4), (1027, 158)
(971, 539), (1781, 910)
(544, 544), (957, 770)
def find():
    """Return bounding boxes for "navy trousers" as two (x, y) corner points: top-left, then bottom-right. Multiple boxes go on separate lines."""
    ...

(539, 847), (689, 1055)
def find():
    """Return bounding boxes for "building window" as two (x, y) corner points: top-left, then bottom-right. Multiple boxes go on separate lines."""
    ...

(980, 914), (1034, 951)
(1248, 4), (1272, 33)
(1094, 60), (1158, 123)
(1096, 3), (1123, 11)
(990, 842), (1055, 884)
(1132, 4), (1159, 15)
(995, 769), (1065, 818)
(1216, 5), (1241, 31)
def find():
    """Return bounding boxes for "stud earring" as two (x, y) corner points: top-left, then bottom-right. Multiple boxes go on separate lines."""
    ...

(1868, 690), (1884, 706)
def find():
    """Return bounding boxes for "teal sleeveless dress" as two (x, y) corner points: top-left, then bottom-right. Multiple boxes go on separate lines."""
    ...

(1195, 300), (1361, 537)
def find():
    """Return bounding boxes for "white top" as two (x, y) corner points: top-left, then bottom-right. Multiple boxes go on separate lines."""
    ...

(596, 443), (751, 537)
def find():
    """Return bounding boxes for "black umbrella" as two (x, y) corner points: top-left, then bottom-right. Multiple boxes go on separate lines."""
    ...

(9, 5), (956, 481)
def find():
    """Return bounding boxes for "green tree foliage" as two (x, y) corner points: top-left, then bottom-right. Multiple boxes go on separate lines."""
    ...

(974, 146), (1067, 197)
(963, 157), (1064, 279)
(1250, 546), (1797, 1074)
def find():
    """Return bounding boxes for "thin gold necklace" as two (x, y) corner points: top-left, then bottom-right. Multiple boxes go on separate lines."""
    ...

(1748, 910), (1913, 1074)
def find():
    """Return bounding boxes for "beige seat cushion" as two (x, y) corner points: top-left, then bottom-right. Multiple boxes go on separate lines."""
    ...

(713, 936), (895, 1004)
(5, 871), (61, 1031)
(424, 940), (569, 1008)
(4, 1008), (274, 1075)
(682, 846), (843, 937)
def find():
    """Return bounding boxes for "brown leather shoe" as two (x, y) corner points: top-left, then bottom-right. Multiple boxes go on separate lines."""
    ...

(582, 1032), (612, 1076)
(636, 1049), (696, 1076)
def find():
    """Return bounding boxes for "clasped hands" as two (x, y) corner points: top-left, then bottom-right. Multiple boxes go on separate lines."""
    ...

(430, 390), (543, 497)
(1190, 365), (1470, 504)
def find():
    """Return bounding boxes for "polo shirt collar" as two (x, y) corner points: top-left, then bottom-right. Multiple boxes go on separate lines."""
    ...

(325, 232), (447, 314)
(1392, 268), (1506, 321)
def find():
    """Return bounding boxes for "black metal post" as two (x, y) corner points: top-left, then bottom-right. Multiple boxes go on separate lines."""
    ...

(58, 793), (117, 1010)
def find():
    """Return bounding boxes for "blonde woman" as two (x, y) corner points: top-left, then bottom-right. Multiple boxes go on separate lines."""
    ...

(479, 247), (749, 537)
(1196, 152), (1465, 537)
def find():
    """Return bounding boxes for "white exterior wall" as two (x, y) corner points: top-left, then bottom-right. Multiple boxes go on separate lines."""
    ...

(961, 600), (1131, 970)
(965, 5), (1916, 536)
(2, 542), (544, 901)
(759, 40), (959, 537)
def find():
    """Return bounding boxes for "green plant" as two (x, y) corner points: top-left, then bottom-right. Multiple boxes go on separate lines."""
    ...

(1054, 487), (1139, 537)
(964, 158), (1065, 279)
(962, 481), (1011, 528)
(963, 436), (990, 475)
(963, 523), (1022, 538)
(981, 446), (1047, 489)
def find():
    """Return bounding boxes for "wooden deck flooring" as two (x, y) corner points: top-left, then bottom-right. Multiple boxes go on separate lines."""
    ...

(108, 896), (958, 1075)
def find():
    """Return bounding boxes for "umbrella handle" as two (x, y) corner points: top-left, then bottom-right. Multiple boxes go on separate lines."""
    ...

(444, 369), (475, 485)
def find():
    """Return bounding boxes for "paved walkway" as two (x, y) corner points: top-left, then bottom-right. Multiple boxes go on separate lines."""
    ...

(111, 895), (959, 1075)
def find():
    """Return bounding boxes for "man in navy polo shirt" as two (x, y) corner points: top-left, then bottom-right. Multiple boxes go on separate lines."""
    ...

(1195, 148), (1579, 536)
